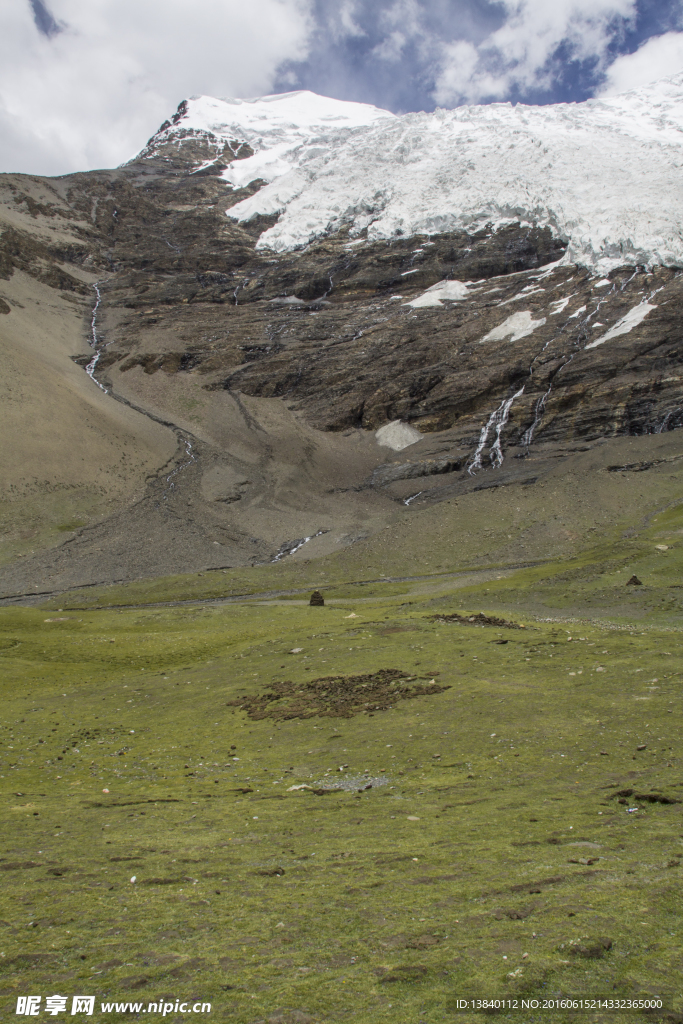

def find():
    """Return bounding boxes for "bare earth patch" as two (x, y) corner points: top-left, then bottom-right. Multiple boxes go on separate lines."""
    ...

(225, 668), (451, 720)
(427, 611), (523, 628)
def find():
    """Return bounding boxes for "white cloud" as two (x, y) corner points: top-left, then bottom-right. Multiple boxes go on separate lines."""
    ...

(599, 31), (683, 95)
(337, 1), (365, 39)
(433, 0), (637, 105)
(373, 30), (408, 62)
(434, 40), (484, 102)
(0, 0), (313, 175)
(2, 0), (677, 176)
(372, 0), (426, 62)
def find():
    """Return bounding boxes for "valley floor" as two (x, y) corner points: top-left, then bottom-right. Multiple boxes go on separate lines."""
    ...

(1, 500), (682, 1023)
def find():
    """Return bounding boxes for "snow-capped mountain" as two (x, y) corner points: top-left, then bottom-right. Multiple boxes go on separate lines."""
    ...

(143, 77), (683, 271)
(142, 90), (394, 188)
(2, 74), (683, 592)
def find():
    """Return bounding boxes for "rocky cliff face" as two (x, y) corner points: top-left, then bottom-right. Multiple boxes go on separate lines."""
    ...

(0, 90), (682, 597)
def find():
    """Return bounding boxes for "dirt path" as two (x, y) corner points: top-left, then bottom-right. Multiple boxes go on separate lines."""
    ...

(1, 559), (550, 611)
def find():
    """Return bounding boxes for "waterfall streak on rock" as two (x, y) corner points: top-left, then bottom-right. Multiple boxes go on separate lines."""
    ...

(272, 530), (326, 562)
(490, 387), (525, 468)
(85, 284), (108, 393)
(522, 386), (552, 448)
(469, 386), (525, 474)
(655, 411), (674, 433)
(90, 284), (101, 346)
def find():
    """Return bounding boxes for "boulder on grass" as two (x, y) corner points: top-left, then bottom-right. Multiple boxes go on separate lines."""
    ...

(309, 590), (325, 606)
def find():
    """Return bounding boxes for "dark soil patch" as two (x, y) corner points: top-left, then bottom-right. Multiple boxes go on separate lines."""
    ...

(85, 799), (181, 808)
(225, 668), (450, 721)
(139, 876), (193, 886)
(508, 874), (565, 893)
(568, 936), (613, 958)
(119, 976), (150, 990)
(427, 612), (522, 629)
(492, 905), (535, 920)
(377, 964), (428, 983)
(611, 788), (680, 805)
(405, 933), (441, 948)
(379, 625), (420, 635)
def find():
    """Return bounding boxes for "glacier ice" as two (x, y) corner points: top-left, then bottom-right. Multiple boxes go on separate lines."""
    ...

(149, 74), (683, 271)
(160, 90), (394, 189)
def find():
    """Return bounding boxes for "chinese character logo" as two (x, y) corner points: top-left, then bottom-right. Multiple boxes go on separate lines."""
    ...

(71, 997), (95, 1016)
(45, 996), (68, 1016)
(16, 996), (41, 1016)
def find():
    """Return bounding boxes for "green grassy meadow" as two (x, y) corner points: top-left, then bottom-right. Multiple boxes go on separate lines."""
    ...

(1, 489), (683, 1024)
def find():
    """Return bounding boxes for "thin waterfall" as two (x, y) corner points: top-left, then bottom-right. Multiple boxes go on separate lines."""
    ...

(85, 284), (108, 393)
(468, 386), (525, 474)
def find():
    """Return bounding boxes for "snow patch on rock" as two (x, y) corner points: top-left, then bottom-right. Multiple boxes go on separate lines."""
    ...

(375, 420), (423, 451)
(406, 279), (474, 308)
(481, 311), (547, 344)
(549, 296), (572, 315)
(585, 302), (657, 349)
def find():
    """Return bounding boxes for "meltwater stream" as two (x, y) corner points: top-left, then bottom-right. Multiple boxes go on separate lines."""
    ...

(85, 284), (108, 393)
(272, 530), (328, 562)
(468, 386), (525, 474)
(164, 438), (198, 495)
(82, 283), (201, 496)
(521, 385), (552, 449)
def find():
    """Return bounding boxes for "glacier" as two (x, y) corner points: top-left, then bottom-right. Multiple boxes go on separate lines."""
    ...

(145, 76), (683, 271)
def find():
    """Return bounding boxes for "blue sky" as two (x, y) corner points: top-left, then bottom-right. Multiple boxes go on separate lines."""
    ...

(1, 0), (683, 174)
(274, 0), (683, 111)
